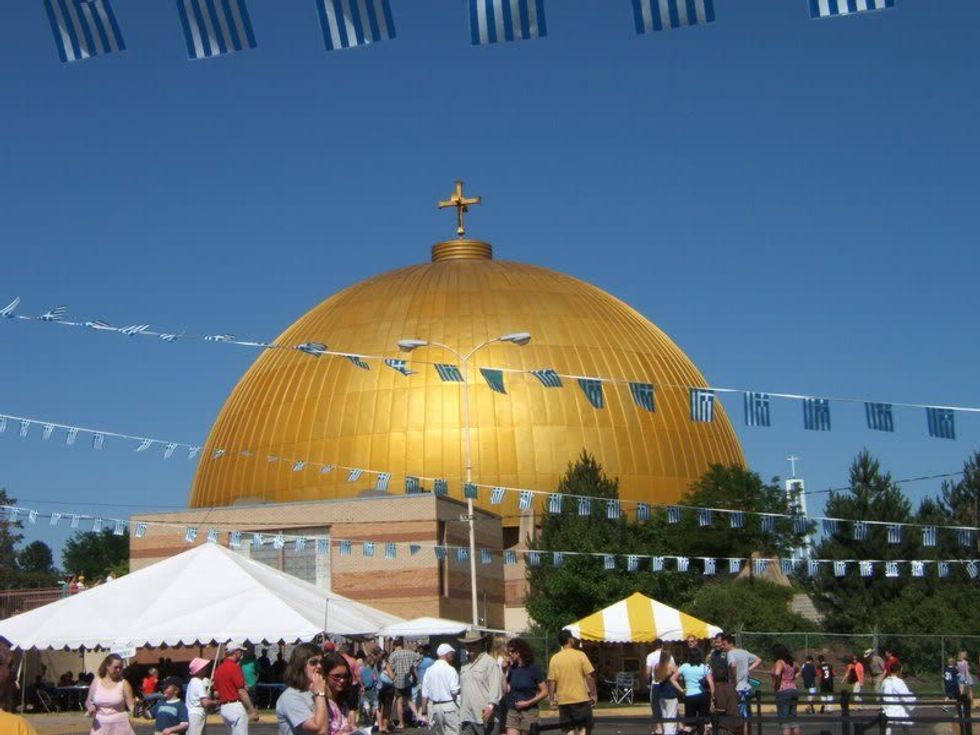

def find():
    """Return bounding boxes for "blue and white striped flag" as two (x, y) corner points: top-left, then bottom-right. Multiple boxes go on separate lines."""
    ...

(296, 341), (328, 357)
(761, 515), (775, 533)
(531, 369), (562, 388)
(42, 424), (55, 441)
(636, 503), (650, 522)
(408, 543), (420, 555)
(809, 0), (894, 20)
(833, 560), (847, 577)
(405, 476), (420, 494)
(922, 526), (937, 547)
(728, 558), (741, 574)
(730, 511), (744, 529)
(28, 510), (38, 525)
(781, 558), (796, 575)
(803, 398), (831, 431)
(552, 552), (564, 567)
(384, 358), (415, 376)
(185, 527), (198, 543)
(480, 548), (493, 565)
(19, 420), (30, 438)
(690, 388), (714, 422)
(375, 472), (390, 491)
(70, 514), (81, 529)
(164, 442), (178, 459)
(135, 521), (147, 539)
(470, 0), (547, 46)
(885, 561), (899, 578)
(578, 497), (591, 516)
(606, 499), (621, 520)
(703, 557), (716, 576)
(859, 560), (873, 577)
(435, 364), (464, 382)
(966, 561), (978, 580)
(753, 558), (769, 576)
(676, 556), (690, 572)
(229, 530), (241, 548)
(207, 527), (219, 543)
(321, 464), (335, 474)
(211, 448), (226, 460)
(504, 549), (517, 565)
(518, 490), (533, 510)
(604, 554), (616, 570)
(66, 427), (79, 446)
(698, 508), (712, 527)
(187, 445), (200, 459)
(252, 533), (265, 547)
(957, 529), (973, 547)
(436, 479), (450, 496)
(362, 541), (375, 557)
(176, 0), (257, 60)
(490, 486), (506, 504)
(794, 516), (809, 534)
(113, 519), (126, 536)
(926, 407), (955, 440)
(43, 0), (126, 64)
(434, 546), (447, 560)
(273, 533), (286, 549)
(627, 554), (639, 572)
(629, 382), (655, 412)
(480, 368), (506, 394)
(807, 559), (820, 577)
(0, 417), (5, 434)
(577, 378), (604, 409)
(346, 355), (370, 369)
(464, 482), (478, 499)
(527, 550), (540, 566)
(865, 402), (894, 432)
(887, 524), (902, 545)
(316, 0), (396, 52)
(294, 537), (307, 552)
(385, 542), (396, 559)
(651, 556), (664, 572)
(632, 0), (715, 34)
(744, 392), (771, 427)
(853, 521), (868, 541)
(292, 460), (307, 472)
(911, 560), (924, 577)
(938, 561), (950, 578)
(50, 512), (62, 527)
(347, 468), (363, 482)
(339, 539), (352, 556)
(547, 494), (562, 514)
(823, 518), (838, 535)
(666, 506), (681, 524)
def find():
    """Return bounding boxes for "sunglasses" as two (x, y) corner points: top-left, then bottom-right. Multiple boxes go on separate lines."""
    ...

(328, 673), (349, 680)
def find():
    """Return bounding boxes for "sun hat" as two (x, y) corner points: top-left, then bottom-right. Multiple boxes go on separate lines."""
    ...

(863, 649), (874, 657)
(436, 643), (455, 657)
(188, 658), (210, 675)
(457, 630), (485, 645)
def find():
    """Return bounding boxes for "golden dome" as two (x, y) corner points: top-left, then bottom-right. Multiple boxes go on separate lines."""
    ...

(190, 238), (745, 521)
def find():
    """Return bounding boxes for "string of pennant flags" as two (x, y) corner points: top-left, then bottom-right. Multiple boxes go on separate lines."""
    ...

(40, 0), (897, 65)
(2, 297), (976, 441)
(1, 503), (974, 581)
(3, 407), (980, 543)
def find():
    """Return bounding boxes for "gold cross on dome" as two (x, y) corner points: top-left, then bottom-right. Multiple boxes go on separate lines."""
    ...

(438, 180), (481, 238)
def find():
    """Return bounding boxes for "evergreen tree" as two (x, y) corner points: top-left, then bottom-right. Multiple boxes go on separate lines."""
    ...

(0, 489), (25, 588)
(941, 450), (980, 556)
(16, 540), (59, 587)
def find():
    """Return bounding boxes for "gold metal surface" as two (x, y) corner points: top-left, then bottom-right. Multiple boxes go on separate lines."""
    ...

(438, 180), (481, 237)
(190, 248), (745, 524)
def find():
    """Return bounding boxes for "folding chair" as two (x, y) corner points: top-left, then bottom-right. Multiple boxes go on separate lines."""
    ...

(609, 671), (636, 705)
(36, 689), (55, 713)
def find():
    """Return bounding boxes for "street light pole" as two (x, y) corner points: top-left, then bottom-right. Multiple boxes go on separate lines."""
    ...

(397, 332), (530, 627)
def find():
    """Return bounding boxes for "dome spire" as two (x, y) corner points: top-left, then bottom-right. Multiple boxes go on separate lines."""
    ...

(438, 180), (481, 238)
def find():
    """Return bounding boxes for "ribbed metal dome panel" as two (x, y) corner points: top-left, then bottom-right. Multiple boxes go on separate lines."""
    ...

(190, 257), (744, 522)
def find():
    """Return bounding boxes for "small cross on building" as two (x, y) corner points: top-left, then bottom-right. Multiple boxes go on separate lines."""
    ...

(439, 180), (481, 238)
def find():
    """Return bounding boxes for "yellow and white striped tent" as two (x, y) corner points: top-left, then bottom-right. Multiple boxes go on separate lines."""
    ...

(563, 592), (722, 643)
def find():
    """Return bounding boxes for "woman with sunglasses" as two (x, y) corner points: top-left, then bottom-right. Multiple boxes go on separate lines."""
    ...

(321, 652), (357, 735)
(276, 644), (329, 735)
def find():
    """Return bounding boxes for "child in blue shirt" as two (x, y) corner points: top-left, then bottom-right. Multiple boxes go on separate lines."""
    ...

(151, 677), (190, 735)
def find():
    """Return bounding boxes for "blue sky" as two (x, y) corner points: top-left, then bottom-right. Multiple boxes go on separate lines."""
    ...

(1, 0), (978, 560)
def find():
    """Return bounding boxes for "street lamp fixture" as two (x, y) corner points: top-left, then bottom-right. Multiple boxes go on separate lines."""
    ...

(393, 333), (531, 627)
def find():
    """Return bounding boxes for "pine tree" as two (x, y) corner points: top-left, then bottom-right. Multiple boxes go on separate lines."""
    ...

(0, 489), (25, 588)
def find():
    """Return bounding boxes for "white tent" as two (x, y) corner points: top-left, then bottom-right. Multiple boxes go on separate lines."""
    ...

(378, 616), (471, 638)
(0, 543), (403, 650)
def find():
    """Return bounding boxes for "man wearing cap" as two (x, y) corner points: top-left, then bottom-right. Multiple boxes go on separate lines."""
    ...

(866, 649), (886, 693)
(458, 630), (503, 735)
(547, 631), (596, 735)
(186, 657), (220, 735)
(214, 642), (260, 735)
(421, 644), (461, 735)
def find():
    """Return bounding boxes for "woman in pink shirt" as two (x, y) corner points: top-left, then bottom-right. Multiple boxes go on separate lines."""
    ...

(85, 654), (135, 735)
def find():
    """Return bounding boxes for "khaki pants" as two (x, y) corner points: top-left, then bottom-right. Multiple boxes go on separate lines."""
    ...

(431, 702), (460, 735)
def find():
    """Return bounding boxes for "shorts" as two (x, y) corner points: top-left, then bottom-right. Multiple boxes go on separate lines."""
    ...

(775, 689), (799, 728)
(505, 706), (540, 733)
(737, 689), (752, 719)
(396, 685), (413, 698)
(558, 702), (593, 731)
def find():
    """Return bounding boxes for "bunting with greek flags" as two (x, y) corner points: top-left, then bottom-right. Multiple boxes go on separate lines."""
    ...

(519, 490), (533, 510)
(0, 417), (5, 434)
(316, 0), (396, 52)
(887, 524), (902, 544)
(375, 472), (390, 491)
(405, 476), (420, 494)
(185, 527), (198, 543)
(667, 506), (681, 524)
(470, 0), (547, 46)
(531, 369), (562, 388)
(135, 522), (148, 539)
(860, 560), (873, 577)
(552, 552), (564, 567)
(761, 515), (775, 533)
(435, 364), (464, 382)
(753, 558), (769, 576)
(19, 421), (30, 438)
(730, 511), (744, 529)
(273, 533), (286, 550)
(577, 378), (605, 409)
(384, 358), (415, 376)
(690, 388), (714, 422)
(627, 554), (639, 572)
(480, 548), (493, 564)
(296, 341), (328, 357)
(176, 0), (257, 60)
(676, 556), (690, 572)
(808, 0), (895, 19)
(781, 559), (796, 575)
(794, 516), (809, 534)
(480, 368), (506, 394)
(292, 461), (306, 472)
(865, 402), (895, 432)
(604, 554), (616, 570)
(292, 537), (305, 552)
(490, 486), (506, 504)
(834, 560), (847, 577)
(911, 560), (924, 577)
(164, 442), (177, 459)
(436, 479), (451, 496)
(362, 541), (375, 557)
(606, 499), (621, 520)
(252, 533), (265, 547)
(632, 0), (715, 34)
(926, 407), (956, 440)
(803, 398), (831, 431)
(228, 530), (241, 548)
(629, 382), (655, 412)
(938, 561), (950, 578)
(967, 561), (978, 580)
(43, 0), (126, 64)
(504, 549), (517, 565)
(70, 514), (81, 529)
(339, 539), (352, 556)
(729, 558), (741, 574)
(885, 561), (899, 578)
(408, 543), (420, 555)
(636, 503), (650, 522)
(527, 550), (540, 566)
(385, 542), (396, 559)
(42, 424), (55, 441)
(823, 518), (838, 535)
(434, 546), (447, 561)
(49, 512), (62, 527)
(548, 494), (562, 514)
(347, 468), (363, 482)
(346, 355), (370, 370)
(578, 497), (591, 516)
(703, 557), (716, 576)
(808, 559), (820, 576)
(651, 556), (665, 572)
(853, 521), (868, 541)
(321, 464), (334, 474)
(698, 508), (712, 527)
(92, 518), (103, 532)
(744, 392), (771, 427)
(206, 527), (219, 543)
(958, 529), (973, 548)
(464, 482), (478, 499)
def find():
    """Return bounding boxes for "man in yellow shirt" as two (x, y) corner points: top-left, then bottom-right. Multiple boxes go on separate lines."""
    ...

(0, 710), (39, 735)
(547, 631), (596, 735)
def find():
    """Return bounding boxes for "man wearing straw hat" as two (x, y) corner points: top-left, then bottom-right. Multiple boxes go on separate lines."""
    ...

(458, 630), (503, 735)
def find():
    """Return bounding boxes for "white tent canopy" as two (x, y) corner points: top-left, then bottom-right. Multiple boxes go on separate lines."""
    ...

(378, 616), (471, 638)
(0, 543), (403, 650)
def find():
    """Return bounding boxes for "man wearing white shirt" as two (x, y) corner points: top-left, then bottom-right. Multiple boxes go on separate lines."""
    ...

(421, 644), (461, 735)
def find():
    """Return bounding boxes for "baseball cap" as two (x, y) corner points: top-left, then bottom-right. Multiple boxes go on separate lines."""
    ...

(436, 643), (455, 657)
(322, 640), (337, 652)
(225, 640), (246, 654)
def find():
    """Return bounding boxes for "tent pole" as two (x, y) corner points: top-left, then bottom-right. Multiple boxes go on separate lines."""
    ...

(210, 644), (223, 683)
(18, 651), (26, 712)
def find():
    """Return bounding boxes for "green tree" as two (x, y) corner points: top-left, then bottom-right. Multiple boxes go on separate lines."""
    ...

(62, 528), (130, 579)
(0, 489), (25, 588)
(942, 450), (980, 556)
(16, 540), (59, 587)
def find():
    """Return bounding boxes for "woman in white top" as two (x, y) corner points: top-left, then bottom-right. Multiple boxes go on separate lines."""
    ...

(185, 658), (220, 735)
(880, 662), (915, 735)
